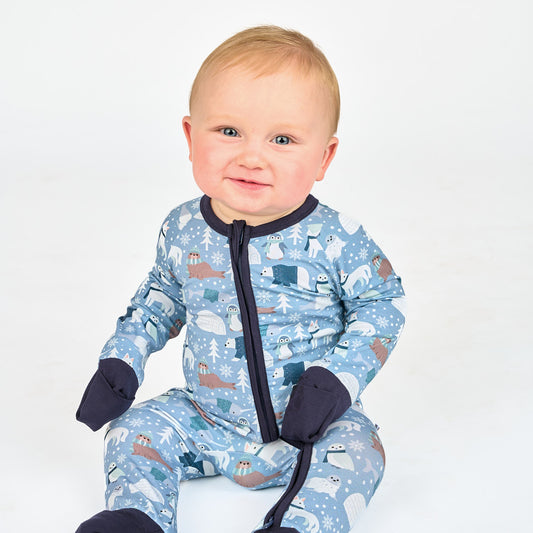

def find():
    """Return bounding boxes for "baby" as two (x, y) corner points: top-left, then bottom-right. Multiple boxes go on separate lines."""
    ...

(76, 25), (406, 533)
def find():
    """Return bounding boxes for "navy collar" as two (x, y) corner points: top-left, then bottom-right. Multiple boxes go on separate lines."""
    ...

(200, 194), (319, 238)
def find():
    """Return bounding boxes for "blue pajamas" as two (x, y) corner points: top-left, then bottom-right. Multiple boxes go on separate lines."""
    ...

(77, 195), (404, 532)
(103, 389), (385, 533)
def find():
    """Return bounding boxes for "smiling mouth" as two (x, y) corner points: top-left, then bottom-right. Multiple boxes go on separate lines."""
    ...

(227, 177), (270, 190)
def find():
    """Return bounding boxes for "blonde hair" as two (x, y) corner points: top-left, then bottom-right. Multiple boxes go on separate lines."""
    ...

(189, 25), (340, 136)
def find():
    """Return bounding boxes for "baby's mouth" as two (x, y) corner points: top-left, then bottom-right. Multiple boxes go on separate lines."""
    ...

(227, 177), (270, 190)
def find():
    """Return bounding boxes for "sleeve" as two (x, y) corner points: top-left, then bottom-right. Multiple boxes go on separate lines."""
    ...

(76, 210), (187, 430)
(323, 224), (406, 404)
(281, 222), (405, 446)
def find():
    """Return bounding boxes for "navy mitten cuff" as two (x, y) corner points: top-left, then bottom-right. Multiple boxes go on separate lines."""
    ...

(76, 508), (163, 533)
(281, 366), (351, 446)
(76, 358), (139, 432)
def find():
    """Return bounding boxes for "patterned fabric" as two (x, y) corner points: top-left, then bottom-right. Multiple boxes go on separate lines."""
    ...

(104, 390), (385, 533)
(96, 194), (405, 532)
(99, 196), (405, 443)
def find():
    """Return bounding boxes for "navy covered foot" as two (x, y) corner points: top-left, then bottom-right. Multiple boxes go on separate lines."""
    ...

(76, 508), (163, 533)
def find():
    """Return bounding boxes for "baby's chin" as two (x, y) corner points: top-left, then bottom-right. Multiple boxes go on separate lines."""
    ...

(211, 197), (305, 226)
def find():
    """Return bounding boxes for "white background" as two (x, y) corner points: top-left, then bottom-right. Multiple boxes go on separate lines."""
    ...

(1, 1), (531, 531)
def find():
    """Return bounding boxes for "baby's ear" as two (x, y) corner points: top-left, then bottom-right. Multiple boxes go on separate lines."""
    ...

(316, 136), (339, 182)
(182, 116), (193, 161)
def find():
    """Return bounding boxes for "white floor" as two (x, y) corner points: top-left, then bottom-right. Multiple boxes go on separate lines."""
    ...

(1, 2), (532, 532)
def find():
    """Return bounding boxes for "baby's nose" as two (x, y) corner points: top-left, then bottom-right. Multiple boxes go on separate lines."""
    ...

(235, 141), (267, 170)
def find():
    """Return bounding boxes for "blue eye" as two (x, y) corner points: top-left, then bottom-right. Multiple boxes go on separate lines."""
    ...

(221, 127), (238, 137)
(273, 135), (291, 145)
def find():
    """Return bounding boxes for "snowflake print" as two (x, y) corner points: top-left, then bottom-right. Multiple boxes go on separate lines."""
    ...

(348, 440), (365, 452)
(106, 337), (118, 348)
(116, 453), (127, 464)
(322, 515), (334, 531)
(358, 247), (369, 261)
(219, 364), (232, 378)
(191, 199), (200, 209)
(224, 432), (235, 444)
(179, 233), (192, 246)
(125, 324), (135, 333)
(376, 316), (390, 328)
(162, 449), (172, 462)
(211, 250), (225, 266)
(288, 312), (300, 323)
(352, 339), (364, 350)
(256, 290), (272, 305)
(288, 248), (302, 260)
(130, 417), (143, 428)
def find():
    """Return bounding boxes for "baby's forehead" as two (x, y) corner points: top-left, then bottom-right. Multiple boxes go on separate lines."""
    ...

(196, 64), (326, 110)
(208, 59), (321, 89)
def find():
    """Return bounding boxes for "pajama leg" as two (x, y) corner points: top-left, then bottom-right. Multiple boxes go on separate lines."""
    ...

(102, 389), (219, 533)
(257, 405), (386, 533)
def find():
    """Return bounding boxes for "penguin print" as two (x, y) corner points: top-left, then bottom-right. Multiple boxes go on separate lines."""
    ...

(262, 233), (287, 260)
(275, 335), (294, 360)
(95, 196), (405, 532)
(144, 315), (160, 343)
(225, 304), (242, 332)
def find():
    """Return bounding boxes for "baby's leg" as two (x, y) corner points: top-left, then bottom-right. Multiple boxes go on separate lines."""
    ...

(256, 405), (386, 533)
(77, 389), (218, 533)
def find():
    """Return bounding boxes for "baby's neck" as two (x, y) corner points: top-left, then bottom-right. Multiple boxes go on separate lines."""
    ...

(211, 199), (304, 227)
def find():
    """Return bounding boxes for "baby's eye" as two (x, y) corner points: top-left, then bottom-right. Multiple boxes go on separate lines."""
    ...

(273, 135), (291, 145)
(221, 127), (238, 137)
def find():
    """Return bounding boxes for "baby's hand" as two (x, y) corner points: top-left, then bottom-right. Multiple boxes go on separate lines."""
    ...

(281, 366), (350, 447)
(76, 359), (139, 431)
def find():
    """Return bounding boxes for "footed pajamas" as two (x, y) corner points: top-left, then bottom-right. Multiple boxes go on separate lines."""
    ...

(77, 195), (405, 533)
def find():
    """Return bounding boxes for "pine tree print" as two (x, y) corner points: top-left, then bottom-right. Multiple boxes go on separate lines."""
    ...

(208, 338), (220, 363)
(294, 322), (305, 342)
(237, 368), (250, 393)
(202, 227), (213, 250)
(277, 293), (292, 314)
(288, 223), (303, 246)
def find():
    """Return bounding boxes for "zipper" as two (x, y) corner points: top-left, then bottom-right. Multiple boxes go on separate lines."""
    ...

(260, 442), (313, 530)
(229, 220), (279, 443)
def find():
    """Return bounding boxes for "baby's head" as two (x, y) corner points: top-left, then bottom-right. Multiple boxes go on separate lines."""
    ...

(183, 25), (340, 225)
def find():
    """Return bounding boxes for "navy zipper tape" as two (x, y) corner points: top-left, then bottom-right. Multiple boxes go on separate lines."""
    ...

(262, 442), (314, 528)
(229, 220), (279, 442)
(200, 195), (320, 443)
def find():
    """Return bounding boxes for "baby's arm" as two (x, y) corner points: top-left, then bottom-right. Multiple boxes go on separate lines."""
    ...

(282, 225), (405, 446)
(76, 212), (186, 431)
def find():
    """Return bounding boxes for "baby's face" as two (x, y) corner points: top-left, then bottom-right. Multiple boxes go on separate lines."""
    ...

(183, 65), (338, 225)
